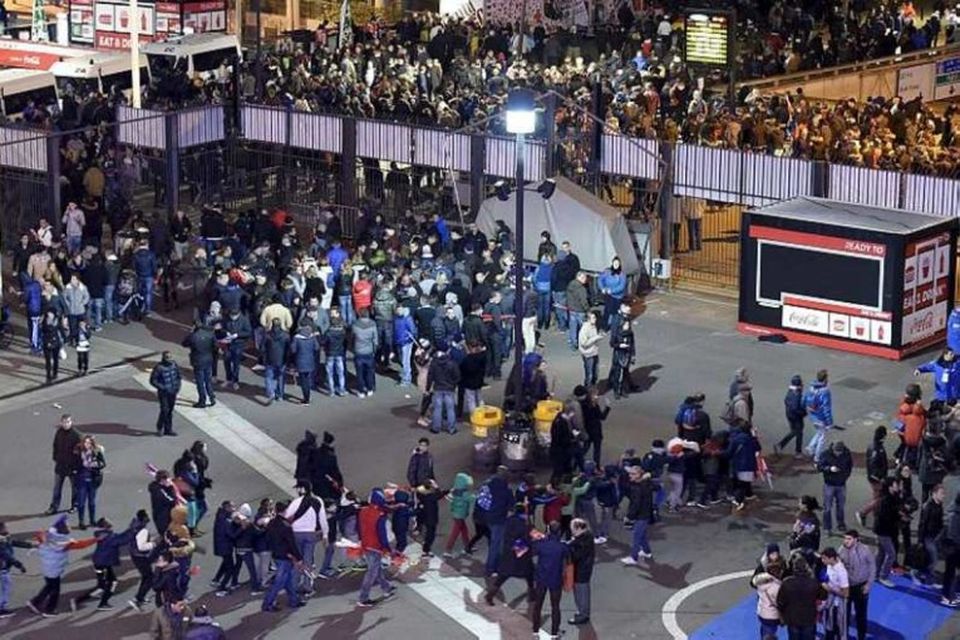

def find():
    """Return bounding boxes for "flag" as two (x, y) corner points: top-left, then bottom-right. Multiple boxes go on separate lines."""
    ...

(339, 0), (353, 50)
(31, 0), (48, 42)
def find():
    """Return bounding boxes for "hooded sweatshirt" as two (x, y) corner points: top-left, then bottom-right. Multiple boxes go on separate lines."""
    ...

(449, 472), (475, 520)
(358, 489), (391, 553)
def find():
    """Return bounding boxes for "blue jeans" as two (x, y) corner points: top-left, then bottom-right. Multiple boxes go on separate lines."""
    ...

(431, 390), (456, 432)
(224, 345), (243, 384)
(806, 424), (828, 462)
(0, 570), (10, 610)
(786, 626), (817, 640)
(630, 519), (651, 559)
(552, 291), (569, 330)
(138, 277), (154, 314)
(359, 550), (392, 601)
(399, 342), (413, 384)
(582, 355), (598, 387)
(568, 310), (584, 349)
(295, 532), (316, 591)
(338, 295), (354, 326)
(486, 523), (505, 575)
(90, 298), (105, 330)
(263, 558), (300, 608)
(66, 235), (82, 255)
(29, 315), (41, 352)
(354, 354), (375, 393)
(103, 284), (115, 322)
(536, 291), (551, 328)
(194, 365), (215, 405)
(759, 617), (779, 638)
(325, 356), (346, 394)
(823, 484), (846, 531)
(50, 472), (77, 512)
(265, 365), (285, 400)
(877, 535), (895, 580)
(76, 476), (98, 524)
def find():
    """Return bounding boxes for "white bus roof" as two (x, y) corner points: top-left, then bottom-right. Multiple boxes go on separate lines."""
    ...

(49, 52), (147, 79)
(0, 68), (56, 93)
(0, 38), (91, 70)
(141, 33), (239, 57)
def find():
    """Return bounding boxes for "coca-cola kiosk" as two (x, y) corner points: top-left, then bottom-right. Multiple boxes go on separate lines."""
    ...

(738, 197), (957, 360)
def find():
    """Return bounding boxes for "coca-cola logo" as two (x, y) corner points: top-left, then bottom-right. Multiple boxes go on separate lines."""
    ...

(20, 55), (40, 66)
(788, 311), (820, 327)
(912, 312), (935, 333)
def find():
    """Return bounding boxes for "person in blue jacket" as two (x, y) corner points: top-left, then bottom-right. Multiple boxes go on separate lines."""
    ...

(530, 520), (570, 638)
(915, 349), (960, 403)
(598, 257), (627, 331)
(23, 278), (43, 353)
(725, 425), (761, 511)
(393, 306), (418, 386)
(476, 465), (514, 576)
(533, 255), (554, 330)
(132, 241), (158, 315)
(71, 518), (136, 611)
(803, 369), (835, 463)
(290, 322), (320, 405)
(433, 213), (451, 251)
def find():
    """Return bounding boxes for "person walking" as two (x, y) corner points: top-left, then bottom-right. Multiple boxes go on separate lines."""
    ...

(444, 472), (474, 556)
(855, 426), (889, 526)
(148, 470), (178, 538)
(726, 425), (761, 511)
(549, 405), (577, 478)
(620, 466), (655, 565)
(874, 476), (903, 588)
(775, 375), (807, 458)
(838, 530), (876, 640)
(484, 503), (535, 605)
(896, 383), (926, 469)
(581, 387), (611, 467)
(917, 484), (945, 586)
(75, 435), (105, 530)
(818, 441), (852, 536)
(150, 351), (182, 437)
(211, 502), (238, 596)
(263, 318), (290, 405)
(803, 369), (834, 463)
(261, 500), (304, 612)
(940, 491), (960, 607)
(62, 273), (90, 345)
(127, 510), (157, 612)
(530, 520), (569, 638)
(578, 310), (603, 387)
(70, 517), (136, 611)
(356, 489), (396, 607)
(284, 480), (328, 595)
(567, 517), (595, 625)
(29, 515), (95, 617)
(427, 340), (460, 434)
(181, 321), (217, 409)
(776, 555), (822, 640)
(0, 522), (35, 618)
(47, 414), (81, 516)
(477, 466), (513, 576)
(291, 322), (321, 405)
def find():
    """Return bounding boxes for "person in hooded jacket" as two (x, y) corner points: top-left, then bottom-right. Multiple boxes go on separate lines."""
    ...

(915, 348), (960, 403)
(919, 419), (949, 503)
(263, 318), (290, 404)
(444, 472), (474, 555)
(607, 301), (635, 399)
(127, 510), (159, 612)
(776, 374), (807, 458)
(356, 489), (396, 607)
(753, 555), (784, 639)
(295, 431), (318, 485)
(290, 321), (321, 405)
(874, 477), (903, 587)
(211, 502), (237, 596)
(29, 515), (96, 617)
(567, 517), (595, 625)
(484, 502), (535, 605)
(803, 369), (834, 463)
(310, 431), (342, 503)
(70, 517), (136, 611)
(725, 425), (761, 510)
(896, 383), (927, 468)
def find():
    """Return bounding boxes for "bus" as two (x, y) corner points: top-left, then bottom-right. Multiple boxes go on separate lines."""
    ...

(0, 69), (58, 118)
(141, 33), (240, 79)
(50, 52), (150, 99)
(0, 39), (91, 71)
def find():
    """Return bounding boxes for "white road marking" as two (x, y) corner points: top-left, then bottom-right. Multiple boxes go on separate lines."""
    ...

(134, 370), (535, 639)
(661, 570), (754, 640)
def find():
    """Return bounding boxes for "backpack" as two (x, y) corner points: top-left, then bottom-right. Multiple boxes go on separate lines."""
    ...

(681, 407), (697, 427)
(720, 400), (737, 425)
(476, 483), (492, 511)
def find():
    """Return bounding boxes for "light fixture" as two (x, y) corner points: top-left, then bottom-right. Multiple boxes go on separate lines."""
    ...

(505, 88), (536, 135)
(537, 179), (556, 200)
(494, 180), (511, 202)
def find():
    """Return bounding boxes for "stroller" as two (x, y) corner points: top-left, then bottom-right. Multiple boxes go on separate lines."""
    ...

(116, 269), (145, 323)
(0, 303), (12, 349)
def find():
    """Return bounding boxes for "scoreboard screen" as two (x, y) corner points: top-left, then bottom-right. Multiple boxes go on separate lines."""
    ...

(684, 12), (730, 66)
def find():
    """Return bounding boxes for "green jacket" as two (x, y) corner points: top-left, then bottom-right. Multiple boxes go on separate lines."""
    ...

(448, 472), (475, 520)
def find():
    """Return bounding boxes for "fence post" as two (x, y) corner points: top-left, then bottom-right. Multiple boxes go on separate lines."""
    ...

(658, 142), (673, 260)
(470, 133), (485, 217)
(898, 172), (908, 209)
(811, 161), (829, 198)
(165, 111), (180, 218)
(46, 133), (62, 233)
(543, 93), (557, 177)
(340, 117), (357, 209)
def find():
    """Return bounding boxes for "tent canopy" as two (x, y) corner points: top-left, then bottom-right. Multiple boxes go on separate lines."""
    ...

(475, 177), (640, 274)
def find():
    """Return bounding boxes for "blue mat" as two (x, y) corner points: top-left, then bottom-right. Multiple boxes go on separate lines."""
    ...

(690, 575), (957, 639)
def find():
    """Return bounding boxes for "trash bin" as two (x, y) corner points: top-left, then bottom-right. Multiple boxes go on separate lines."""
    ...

(471, 405), (504, 439)
(499, 412), (535, 472)
(533, 400), (563, 448)
(472, 440), (499, 473)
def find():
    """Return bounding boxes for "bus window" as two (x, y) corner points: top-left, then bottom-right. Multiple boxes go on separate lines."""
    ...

(146, 54), (175, 79)
(101, 67), (149, 94)
(55, 76), (99, 99)
(192, 47), (238, 74)
(3, 85), (58, 117)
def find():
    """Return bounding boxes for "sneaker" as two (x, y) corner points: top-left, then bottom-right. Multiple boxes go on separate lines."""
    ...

(382, 587), (397, 600)
(252, 364), (265, 372)
(356, 599), (378, 608)
(96, 604), (114, 611)
(593, 536), (607, 544)
(709, 499), (724, 505)
(733, 501), (745, 512)
(685, 501), (698, 507)
(638, 551), (653, 559)
(941, 596), (959, 607)
(261, 604), (280, 612)
(877, 578), (896, 588)
(41, 612), (58, 618)
(209, 579), (220, 587)
(44, 507), (57, 516)
(745, 495), (759, 502)
(127, 600), (143, 612)
(250, 590), (264, 597)
(694, 502), (708, 509)
(855, 512), (864, 527)
(620, 557), (639, 566)
(215, 591), (230, 597)
(0, 609), (14, 619)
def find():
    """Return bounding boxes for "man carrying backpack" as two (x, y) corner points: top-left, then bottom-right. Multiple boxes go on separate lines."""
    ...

(804, 369), (835, 464)
(283, 481), (328, 595)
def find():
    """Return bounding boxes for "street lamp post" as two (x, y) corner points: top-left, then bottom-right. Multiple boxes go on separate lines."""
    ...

(505, 89), (536, 375)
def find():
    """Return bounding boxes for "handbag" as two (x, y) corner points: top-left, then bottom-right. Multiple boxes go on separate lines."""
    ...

(562, 560), (575, 592)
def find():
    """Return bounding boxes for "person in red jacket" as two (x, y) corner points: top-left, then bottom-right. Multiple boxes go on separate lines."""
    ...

(352, 272), (373, 315)
(896, 383), (926, 468)
(356, 488), (396, 608)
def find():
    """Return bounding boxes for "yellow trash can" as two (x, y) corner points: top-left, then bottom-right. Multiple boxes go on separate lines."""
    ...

(471, 405), (504, 438)
(533, 399), (563, 446)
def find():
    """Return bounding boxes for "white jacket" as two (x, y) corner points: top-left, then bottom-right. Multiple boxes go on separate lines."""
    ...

(284, 495), (329, 539)
(578, 323), (603, 358)
(754, 572), (781, 621)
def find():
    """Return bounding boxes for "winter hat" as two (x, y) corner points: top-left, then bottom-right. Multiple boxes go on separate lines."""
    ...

(52, 514), (69, 534)
(323, 431), (335, 445)
(766, 543), (780, 556)
(790, 375), (802, 386)
(136, 509), (150, 524)
(238, 503), (253, 519)
(651, 439), (665, 449)
(303, 430), (317, 443)
(573, 385), (587, 398)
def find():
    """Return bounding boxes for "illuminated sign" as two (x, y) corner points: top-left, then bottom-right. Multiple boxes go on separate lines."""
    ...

(684, 11), (729, 66)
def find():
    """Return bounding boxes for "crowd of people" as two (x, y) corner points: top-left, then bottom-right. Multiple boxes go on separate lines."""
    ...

(4, 188), (960, 639)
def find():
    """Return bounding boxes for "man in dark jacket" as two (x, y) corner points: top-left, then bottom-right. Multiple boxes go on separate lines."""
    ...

(181, 322), (217, 408)
(212, 502), (237, 595)
(776, 374), (807, 457)
(261, 500), (303, 612)
(310, 431), (343, 503)
(132, 241), (158, 314)
(818, 441), (853, 535)
(263, 318), (290, 405)
(83, 254), (107, 330)
(567, 517), (595, 624)
(550, 407), (577, 478)
(149, 351), (182, 436)
(874, 477), (903, 587)
(406, 438), (435, 488)
(776, 555), (823, 637)
(621, 466), (654, 565)
(484, 503), (535, 605)
(479, 466), (513, 576)
(71, 518), (136, 610)
(290, 323), (320, 405)
(917, 483), (945, 586)
(47, 414), (82, 515)
(550, 242), (580, 331)
(222, 307), (251, 391)
(566, 271), (590, 350)
(323, 309), (347, 396)
(294, 431), (317, 484)
(531, 520), (569, 637)
(149, 470), (178, 537)
(427, 341), (461, 434)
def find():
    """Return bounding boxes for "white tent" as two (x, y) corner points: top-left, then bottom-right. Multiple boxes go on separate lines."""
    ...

(475, 177), (641, 274)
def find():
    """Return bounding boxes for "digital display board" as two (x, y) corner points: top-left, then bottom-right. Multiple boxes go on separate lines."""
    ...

(684, 12), (729, 66)
(758, 243), (882, 309)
